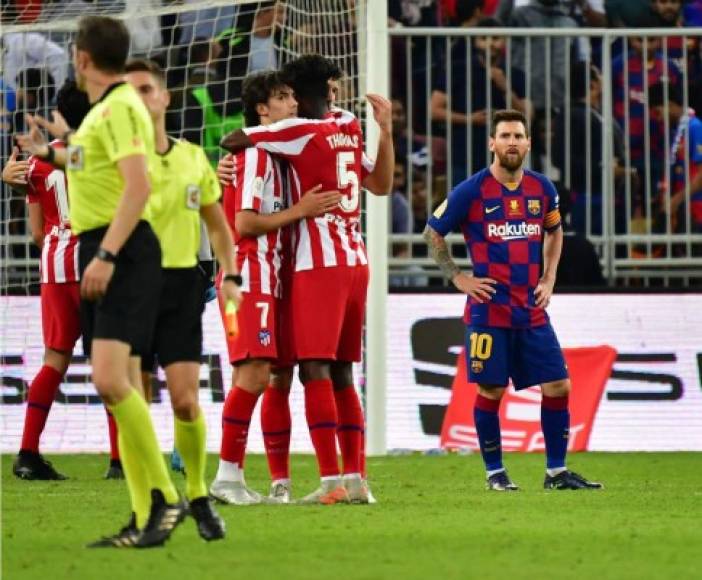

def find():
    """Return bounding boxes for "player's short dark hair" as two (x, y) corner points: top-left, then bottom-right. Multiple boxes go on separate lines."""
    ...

(280, 54), (343, 104)
(241, 70), (287, 127)
(490, 109), (530, 137)
(56, 80), (91, 130)
(125, 58), (167, 87)
(75, 16), (130, 74)
(649, 82), (684, 107)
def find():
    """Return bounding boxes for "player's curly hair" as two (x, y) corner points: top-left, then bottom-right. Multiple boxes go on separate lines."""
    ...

(56, 80), (91, 130)
(241, 70), (287, 127)
(279, 54), (343, 105)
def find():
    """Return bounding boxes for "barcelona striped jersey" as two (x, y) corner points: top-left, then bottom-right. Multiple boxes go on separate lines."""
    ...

(427, 168), (561, 329)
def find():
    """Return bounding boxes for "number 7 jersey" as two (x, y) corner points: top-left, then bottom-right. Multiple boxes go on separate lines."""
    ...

(243, 108), (374, 271)
(26, 142), (80, 284)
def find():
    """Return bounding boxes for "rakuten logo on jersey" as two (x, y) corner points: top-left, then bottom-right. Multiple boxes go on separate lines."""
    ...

(487, 222), (541, 241)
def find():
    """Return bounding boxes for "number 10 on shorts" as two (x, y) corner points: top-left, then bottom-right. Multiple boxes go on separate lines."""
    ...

(469, 332), (493, 360)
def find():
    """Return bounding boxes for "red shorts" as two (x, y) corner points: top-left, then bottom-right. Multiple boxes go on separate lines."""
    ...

(218, 285), (279, 364)
(41, 282), (81, 352)
(292, 265), (369, 362)
(275, 264), (295, 369)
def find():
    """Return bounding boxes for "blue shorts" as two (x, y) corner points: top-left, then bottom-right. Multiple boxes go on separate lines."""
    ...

(465, 323), (568, 390)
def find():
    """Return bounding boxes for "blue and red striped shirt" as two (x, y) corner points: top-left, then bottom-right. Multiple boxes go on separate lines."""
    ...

(613, 51), (682, 165)
(428, 168), (561, 329)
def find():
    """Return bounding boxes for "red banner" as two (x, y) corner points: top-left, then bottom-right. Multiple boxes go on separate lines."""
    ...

(440, 346), (617, 452)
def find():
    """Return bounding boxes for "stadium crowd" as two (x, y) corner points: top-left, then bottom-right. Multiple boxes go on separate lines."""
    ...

(3, 0), (702, 288)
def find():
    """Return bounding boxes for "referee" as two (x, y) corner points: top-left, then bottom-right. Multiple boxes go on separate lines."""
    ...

(18, 16), (185, 548)
(124, 58), (242, 542)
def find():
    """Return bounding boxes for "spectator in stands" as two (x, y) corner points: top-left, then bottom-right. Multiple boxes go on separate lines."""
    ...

(553, 62), (629, 236)
(684, 0), (702, 25)
(388, 0), (441, 27)
(392, 97), (445, 173)
(1, 31), (68, 93)
(431, 16), (530, 186)
(612, 22), (682, 194)
(166, 38), (223, 141)
(123, 0), (163, 56)
(652, 0), (683, 25)
(1, 79), (16, 136)
(604, 0), (654, 26)
(177, 1), (237, 45)
(392, 160), (413, 236)
(11, 68), (55, 134)
(497, 0), (605, 25)
(507, 1), (581, 109)
(649, 82), (702, 235)
(248, 1), (284, 73)
(506, 1), (582, 173)
(39, 1), (124, 46)
(389, 159), (430, 287)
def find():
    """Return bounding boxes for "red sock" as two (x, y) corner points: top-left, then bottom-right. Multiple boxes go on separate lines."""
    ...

(105, 408), (120, 461)
(220, 386), (260, 467)
(20, 365), (63, 453)
(304, 379), (339, 477)
(334, 385), (364, 476)
(261, 386), (291, 481)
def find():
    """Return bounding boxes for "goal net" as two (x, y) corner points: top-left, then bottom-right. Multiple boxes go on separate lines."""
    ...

(1, 0), (371, 454)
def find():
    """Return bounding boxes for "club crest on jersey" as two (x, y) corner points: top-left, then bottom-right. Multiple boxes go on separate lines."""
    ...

(258, 329), (272, 346)
(185, 184), (201, 210)
(507, 198), (523, 217)
(528, 199), (541, 215)
(471, 360), (483, 373)
(67, 145), (84, 170)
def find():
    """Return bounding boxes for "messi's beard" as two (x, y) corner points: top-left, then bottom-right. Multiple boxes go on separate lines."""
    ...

(495, 150), (525, 172)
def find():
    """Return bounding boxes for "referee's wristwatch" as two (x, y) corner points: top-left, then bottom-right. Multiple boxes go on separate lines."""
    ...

(223, 274), (243, 286)
(96, 247), (118, 263)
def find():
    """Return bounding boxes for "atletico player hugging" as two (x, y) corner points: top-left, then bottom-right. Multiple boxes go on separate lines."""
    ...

(2, 80), (90, 481)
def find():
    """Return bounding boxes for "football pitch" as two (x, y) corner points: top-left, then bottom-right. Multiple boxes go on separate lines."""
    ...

(2, 452), (699, 580)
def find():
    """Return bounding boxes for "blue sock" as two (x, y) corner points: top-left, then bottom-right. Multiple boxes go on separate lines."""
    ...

(541, 395), (570, 470)
(473, 395), (503, 472)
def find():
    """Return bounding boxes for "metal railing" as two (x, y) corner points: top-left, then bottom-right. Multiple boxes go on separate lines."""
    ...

(387, 27), (702, 287)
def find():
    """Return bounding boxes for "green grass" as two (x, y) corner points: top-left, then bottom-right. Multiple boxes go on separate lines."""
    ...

(2, 452), (700, 580)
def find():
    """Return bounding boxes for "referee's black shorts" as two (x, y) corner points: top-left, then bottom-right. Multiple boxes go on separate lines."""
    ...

(142, 266), (205, 370)
(79, 220), (162, 357)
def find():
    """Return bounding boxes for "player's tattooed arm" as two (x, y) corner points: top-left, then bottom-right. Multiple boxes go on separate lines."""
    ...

(423, 224), (460, 280)
(424, 224), (497, 302)
(220, 130), (253, 153)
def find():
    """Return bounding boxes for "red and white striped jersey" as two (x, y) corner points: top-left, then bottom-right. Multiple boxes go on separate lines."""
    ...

(243, 108), (374, 271)
(222, 147), (289, 297)
(26, 143), (80, 284)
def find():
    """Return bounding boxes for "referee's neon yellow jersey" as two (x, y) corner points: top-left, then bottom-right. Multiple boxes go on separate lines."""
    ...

(149, 137), (221, 268)
(66, 82), (156, 235)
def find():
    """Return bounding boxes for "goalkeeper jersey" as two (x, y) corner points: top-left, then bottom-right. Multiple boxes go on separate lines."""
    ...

(66, 82), (155, 234)
(149, 137), (221, 268)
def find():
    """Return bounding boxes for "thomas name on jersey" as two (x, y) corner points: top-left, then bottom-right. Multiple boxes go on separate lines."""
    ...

(325, 133), (360, 149)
